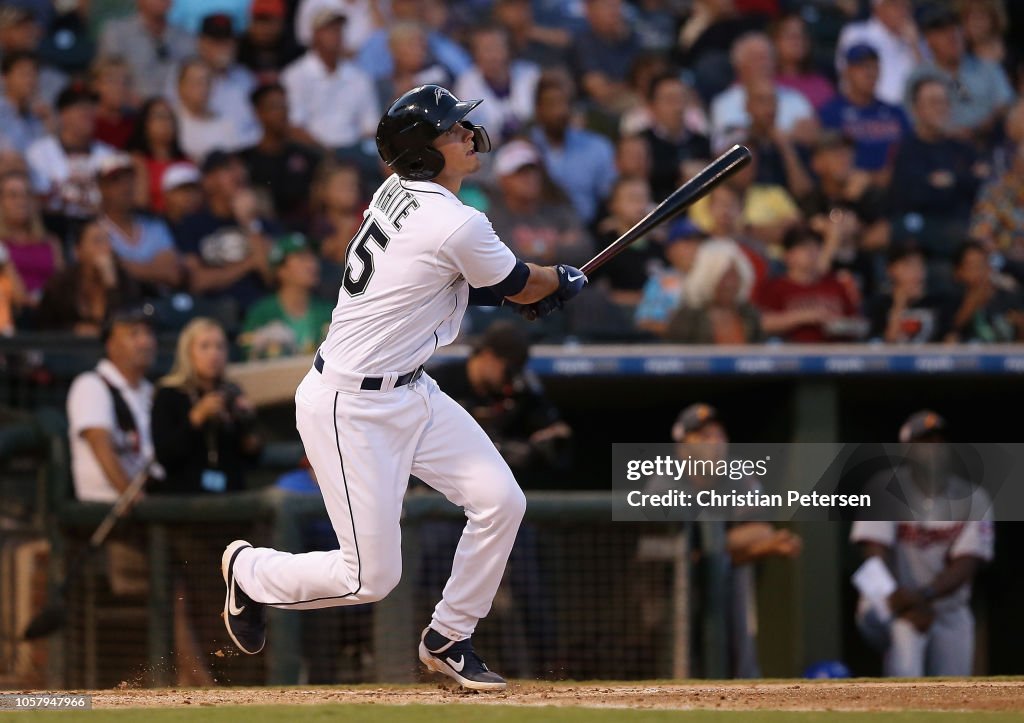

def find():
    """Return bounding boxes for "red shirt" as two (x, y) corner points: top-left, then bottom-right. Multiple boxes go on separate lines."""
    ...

(756, 274), (857, 343)
(94, 112), (136, 150)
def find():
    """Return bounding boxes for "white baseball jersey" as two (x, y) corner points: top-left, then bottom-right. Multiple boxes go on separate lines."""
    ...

(319, 175), (516, 374)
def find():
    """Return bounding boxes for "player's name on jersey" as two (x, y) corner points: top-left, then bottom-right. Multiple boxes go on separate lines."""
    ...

(373, 175), (421, 230)
(625, 489), (871, 509)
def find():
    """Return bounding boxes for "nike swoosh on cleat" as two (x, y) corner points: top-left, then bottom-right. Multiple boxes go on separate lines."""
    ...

(228, 583), (246, 616)
(446, 655), (465, 672)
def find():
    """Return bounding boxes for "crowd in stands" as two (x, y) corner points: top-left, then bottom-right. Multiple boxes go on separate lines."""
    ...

(1, 0), (1023, 348)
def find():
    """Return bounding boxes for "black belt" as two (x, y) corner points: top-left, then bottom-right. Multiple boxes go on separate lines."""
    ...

(314, 351), (424, 391)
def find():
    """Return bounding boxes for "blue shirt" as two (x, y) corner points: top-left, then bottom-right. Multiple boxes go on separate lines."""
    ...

(169, 0), (251, 34)
(356, 29), (471, 80)
(103, 215), (175, 265)
(904, 55), (1015, 133)
(819, 94), (910, 172)
(0, 96), (46, 154)
(530, 126), (616, 224)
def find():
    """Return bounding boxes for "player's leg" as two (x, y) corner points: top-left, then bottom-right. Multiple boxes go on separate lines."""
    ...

(230, 371), (426, 610)
(883, 618), (927, 677)
(925, 607), (974, 676)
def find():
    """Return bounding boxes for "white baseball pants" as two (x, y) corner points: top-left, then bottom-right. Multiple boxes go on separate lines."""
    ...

(231, 368), (526, 640)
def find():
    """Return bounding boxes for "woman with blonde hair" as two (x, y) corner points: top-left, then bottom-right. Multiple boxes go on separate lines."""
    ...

(666, 237), (761, 344)
(151, 317), (261, 494)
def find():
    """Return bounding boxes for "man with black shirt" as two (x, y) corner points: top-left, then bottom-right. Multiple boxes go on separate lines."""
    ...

(237, 0), (302, 83)
(641, 73), (710, 202)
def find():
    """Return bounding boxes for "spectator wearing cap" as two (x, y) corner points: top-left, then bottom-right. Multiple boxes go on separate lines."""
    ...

(454, 25), (539, 144)
(238, 0), (302, 82)
(485, 139), (590, 267)
(98, 0), (196, 99)
(175, 151), (275, 317)
(282, 6), (379, 153)
(771, 12), (836, 112)
(295, 0), (377, 55)
(945, 240), (1023, 343)
(570, 0), (641, 115)
(376, 22), (451, 119)
(852, 410), (993, 677)
(25, 85), (117, 238)
(634, 219), (705, 337)
(174, 58), (248, 162)
(529, 73), (616, 224)
(0, 51), (46, 154)
(639, 72), (711, 203)
(240, 233), (332, 359)
(709, 32), (816, 155)
(755, 225), (862, 343)
(0, 169), (62, 308)
(868, 245), (953, 343)
(889, 77), (987, 264)
(904, 4), (1014, 150)
(97, 153), (182, 291)
(0, 6), (67, 107)
(819, 43), (911, 184)
(354, 0), (471, 81)
(160, 161), (202, 232)
(240, 83), (322, 233)
(492, 0), (571, 70)
(125, 97), (188, 213)
(835, 0), (921, 107)
(36, 219), (143, 335)
(90, 56), (137, 150)
(666, 238), (761, 344)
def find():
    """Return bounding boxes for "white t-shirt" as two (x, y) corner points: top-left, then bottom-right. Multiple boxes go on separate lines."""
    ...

(318, 175), (517, 375)
(281, 52), (379, 148)
(66, 359), (154, 502)
(177, 109), (246, 163)
(709, 84), (815, 154)
(25, 136), (116, 217)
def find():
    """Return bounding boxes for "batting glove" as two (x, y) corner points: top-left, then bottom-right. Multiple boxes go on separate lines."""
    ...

(554, 264), (587, 302)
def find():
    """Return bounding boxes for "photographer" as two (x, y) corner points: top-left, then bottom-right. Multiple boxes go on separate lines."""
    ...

(150, 316), (261, 494)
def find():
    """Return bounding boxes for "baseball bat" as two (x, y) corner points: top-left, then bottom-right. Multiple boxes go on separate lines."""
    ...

(580, 144), (752, 276)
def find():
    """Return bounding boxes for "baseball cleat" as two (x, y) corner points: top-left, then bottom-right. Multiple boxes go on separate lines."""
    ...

(221, 540), (266, 655)
(418, 626), (507, 691)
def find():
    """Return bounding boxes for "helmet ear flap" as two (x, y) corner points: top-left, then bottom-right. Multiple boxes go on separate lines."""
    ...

(402, 145), (446, 181)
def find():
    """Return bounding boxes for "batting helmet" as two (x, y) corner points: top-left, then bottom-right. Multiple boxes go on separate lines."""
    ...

(376, 85), (492, 181)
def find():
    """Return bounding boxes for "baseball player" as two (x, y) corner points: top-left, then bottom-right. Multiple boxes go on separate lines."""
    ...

(219, 85), (586, 691)
(851, 410), (994, 677)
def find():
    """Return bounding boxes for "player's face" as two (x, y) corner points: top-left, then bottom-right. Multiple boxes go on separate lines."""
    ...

(433, 122), (480, 177)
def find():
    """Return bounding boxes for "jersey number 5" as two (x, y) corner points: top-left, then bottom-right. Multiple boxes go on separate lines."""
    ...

(343, 219), (390, 296)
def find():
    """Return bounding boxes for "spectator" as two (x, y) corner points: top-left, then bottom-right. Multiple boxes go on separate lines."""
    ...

(376, 22), (450, 116)
(240, 83), (322, 232)
(632, 0), (677, 53)
(168, 0), (251, 37)
(0, 51), (47, 155)
(905, 4), (1014, 150)
(688, 182), (774, 292)
(65, 304), (156, 502)
(98, 0), (196, 98)
(152, 316), (261, 494)
(174, 58), (247, 162)
(282, 6), (379, 152)
(946, 240), (1023, 343)
(868, 245), (952, 343)
(355, 0), (471, 81)
(890, 78), (987, 262)
(309, 161), (364, 296)
(592, 176), (659, 307)
(615, 133), (652, 181)
(742, 78), (813, 200)
(640, 72), (711, 202)
(175, 151), (274, 318)
(756, 225), (862, 343)
(160, 162), (203, 232)
(36, 219), (142, 335)
(0, 7), (67, 106)
(771, 12), (836, 111)
(970, 140), (1024, 259)
(957, 0), (1010, 69)
(125, 97), (188, 213)
(709, 32), (816, 153)
(0, 169), (62, 306)
(237, 0), (302, 83)
(675, 0), (760, 103)
(26, 84), (116, 239)
(819, 44), (910, 184)
(294, 0), (377, 56)
(835, 0), (920, 106)
(455, 24), (540, 144)
(492, 0), (571, 69)
(241, 233), (332, 359)
(571, 0), (641, 114)
(635, 218), (705, 337)
(666, 238), (761, 344)
(97, 154), (182, 291)
(90, 56), (137, 150)
(530, 73), (616, 225)
(852, 411), (993, 677)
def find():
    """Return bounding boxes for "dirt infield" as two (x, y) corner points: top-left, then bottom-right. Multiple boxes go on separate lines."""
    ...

(57, 680), (1024, 712)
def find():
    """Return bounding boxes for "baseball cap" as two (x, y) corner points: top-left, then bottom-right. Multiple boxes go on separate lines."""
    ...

(251, 0), (286, 18)
(671, 403), (719, 442)
(918, 4), (958, 32)
(845, 43), (879, 66)
(474, 321), (530, 374)
(494, 140), (541, 177)
(899, 410), (947, 443)
(161, 162), (201, 192)
(665, 218), (705, 245)
(311, 6), (347, 31)
(200, 149), (239, 175)
(55, 83), (97, 111)
(97, 153), (135, 181)
(200, 13), (235, 40)
(101, 303), (156, 344)
(269, 232), (313, 268)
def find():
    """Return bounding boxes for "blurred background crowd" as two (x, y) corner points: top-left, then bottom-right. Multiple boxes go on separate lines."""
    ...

(1, 0), (1023, 352)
